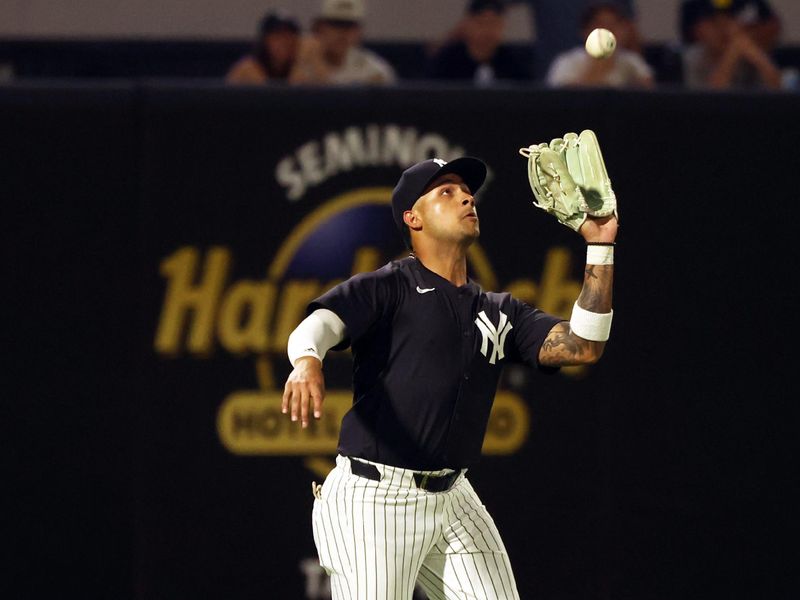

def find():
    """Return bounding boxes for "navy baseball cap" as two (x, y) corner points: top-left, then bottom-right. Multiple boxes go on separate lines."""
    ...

(391, 157), (487, 242)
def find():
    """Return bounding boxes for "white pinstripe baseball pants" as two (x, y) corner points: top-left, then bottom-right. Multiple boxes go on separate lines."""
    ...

(312, 455), (521, 600)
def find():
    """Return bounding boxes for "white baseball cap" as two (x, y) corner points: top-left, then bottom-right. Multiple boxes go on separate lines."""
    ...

(319, 0), (365, 22)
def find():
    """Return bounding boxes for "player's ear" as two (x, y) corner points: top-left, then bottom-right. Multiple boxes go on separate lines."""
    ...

(403, 209), (422, 232)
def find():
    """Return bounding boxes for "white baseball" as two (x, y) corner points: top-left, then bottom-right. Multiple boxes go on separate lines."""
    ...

(585, 28), (617, 59)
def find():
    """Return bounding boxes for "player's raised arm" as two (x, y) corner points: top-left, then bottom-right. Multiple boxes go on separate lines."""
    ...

(518, 130), (618, 367)
(540, 221), (616, 367)
(282, 308), (346, 427)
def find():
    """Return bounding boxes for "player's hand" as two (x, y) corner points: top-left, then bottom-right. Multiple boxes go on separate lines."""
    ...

(282, 356), (326, 428)
(580, 214), (618, 244)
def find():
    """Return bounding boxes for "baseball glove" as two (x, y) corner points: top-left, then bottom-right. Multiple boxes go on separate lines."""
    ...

(518, 130), (617, 231)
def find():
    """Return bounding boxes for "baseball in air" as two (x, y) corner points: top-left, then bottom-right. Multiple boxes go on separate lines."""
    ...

(585, 28), (616, 59)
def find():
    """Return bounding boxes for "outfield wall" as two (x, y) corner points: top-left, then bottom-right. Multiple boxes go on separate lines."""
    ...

(4, 84), (796, 599)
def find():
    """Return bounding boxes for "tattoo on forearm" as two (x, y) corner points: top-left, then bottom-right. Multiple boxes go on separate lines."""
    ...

(539, 322), (604, 366)
(577, 263), (613, 313)
(541, 322), (605, 365)
(541, 323), (582, 357)
(539, 260), (614, 366)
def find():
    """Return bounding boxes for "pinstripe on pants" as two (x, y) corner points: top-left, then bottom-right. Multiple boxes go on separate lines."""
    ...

(312, 455), (520, 600)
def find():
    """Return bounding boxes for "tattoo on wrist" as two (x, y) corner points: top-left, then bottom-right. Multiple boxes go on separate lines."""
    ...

(578, 290), (604, 312)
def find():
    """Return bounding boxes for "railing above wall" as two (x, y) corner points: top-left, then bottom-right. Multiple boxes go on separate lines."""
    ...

(3, 37), (800, 83)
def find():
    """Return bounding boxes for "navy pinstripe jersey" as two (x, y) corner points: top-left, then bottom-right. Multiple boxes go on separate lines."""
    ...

(309, 256), (563, 470)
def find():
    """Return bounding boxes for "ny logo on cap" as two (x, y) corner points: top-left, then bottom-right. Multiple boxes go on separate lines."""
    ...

(474, 311), (513, 365)
(433, 158), (447, 167)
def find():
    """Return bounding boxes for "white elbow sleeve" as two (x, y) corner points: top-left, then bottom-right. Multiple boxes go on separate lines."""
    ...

(287, 308), (347, 366)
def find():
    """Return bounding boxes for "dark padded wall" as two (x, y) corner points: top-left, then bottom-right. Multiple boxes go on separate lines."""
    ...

(4, 84), (797, 600)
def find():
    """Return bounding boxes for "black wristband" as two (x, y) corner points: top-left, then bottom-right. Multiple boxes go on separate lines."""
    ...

(586, 242), (616, 246)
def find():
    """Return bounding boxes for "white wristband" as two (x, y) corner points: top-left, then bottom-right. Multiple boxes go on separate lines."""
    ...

(586, 244), (614, 265)
(569, 301), (613, 342)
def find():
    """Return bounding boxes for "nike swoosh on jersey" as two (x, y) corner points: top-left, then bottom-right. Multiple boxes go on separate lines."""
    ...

(416, 286), (436, 294)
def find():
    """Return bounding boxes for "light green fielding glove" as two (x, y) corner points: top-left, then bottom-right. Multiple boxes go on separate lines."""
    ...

(518, 130), (618, 232)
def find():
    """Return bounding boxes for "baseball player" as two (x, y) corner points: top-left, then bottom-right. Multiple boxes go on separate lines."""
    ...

(283, 133), (617, 599)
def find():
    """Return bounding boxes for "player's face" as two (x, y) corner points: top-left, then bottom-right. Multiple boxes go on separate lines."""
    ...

(412, 174), (480, 245)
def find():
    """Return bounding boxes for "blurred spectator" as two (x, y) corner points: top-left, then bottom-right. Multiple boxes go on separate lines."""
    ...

(681, 0), (781, 52)
(226, 11), (300, 84)
(546, 2), (654, 88)
(680, 0), (781, 89)
(507, 0), (635, 79)
(290, 0), (396, 85)
(0, 62), (14, 83)
(427, 0), (529, 85)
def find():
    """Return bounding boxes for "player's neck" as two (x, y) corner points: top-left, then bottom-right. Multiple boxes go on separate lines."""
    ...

(414, 244), (469, 287)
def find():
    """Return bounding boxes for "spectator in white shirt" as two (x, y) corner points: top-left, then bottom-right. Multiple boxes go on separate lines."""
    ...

(291, 0), (396, 86)
(546, 2), (653, 89)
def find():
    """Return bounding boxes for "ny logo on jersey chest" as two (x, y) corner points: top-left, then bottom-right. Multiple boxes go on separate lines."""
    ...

(474, 310), (512, 365)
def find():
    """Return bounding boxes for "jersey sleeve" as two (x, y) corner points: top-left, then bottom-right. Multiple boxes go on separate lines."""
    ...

(307, 265), (399, 349)
(508, 296), (564, 370)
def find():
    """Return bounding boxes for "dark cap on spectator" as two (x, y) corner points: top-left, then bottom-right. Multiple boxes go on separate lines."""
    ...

(580, 2), (632, 29)
(466, 0), (507, 15)
(391, 157), (487, 245)
(680, 0), (729, 43)
(319, 0), (365, 24)
(259, 10), (300, 35)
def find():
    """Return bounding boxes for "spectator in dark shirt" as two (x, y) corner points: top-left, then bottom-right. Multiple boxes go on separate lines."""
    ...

(428, 0), (530, 85)
(680, 0), (781, 89)
(226, 11), (301, 84)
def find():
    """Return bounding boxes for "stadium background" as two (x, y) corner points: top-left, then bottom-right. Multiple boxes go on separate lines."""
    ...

(3, 3), (799, 600)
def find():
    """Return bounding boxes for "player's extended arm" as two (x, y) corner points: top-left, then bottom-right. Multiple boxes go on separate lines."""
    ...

(282, 308), (346, 427)
(539, 215), (617, 367)
(520, 130), (618, 366)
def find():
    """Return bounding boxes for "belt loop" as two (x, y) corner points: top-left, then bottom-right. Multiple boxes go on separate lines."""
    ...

(347, 457), (382, 482)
